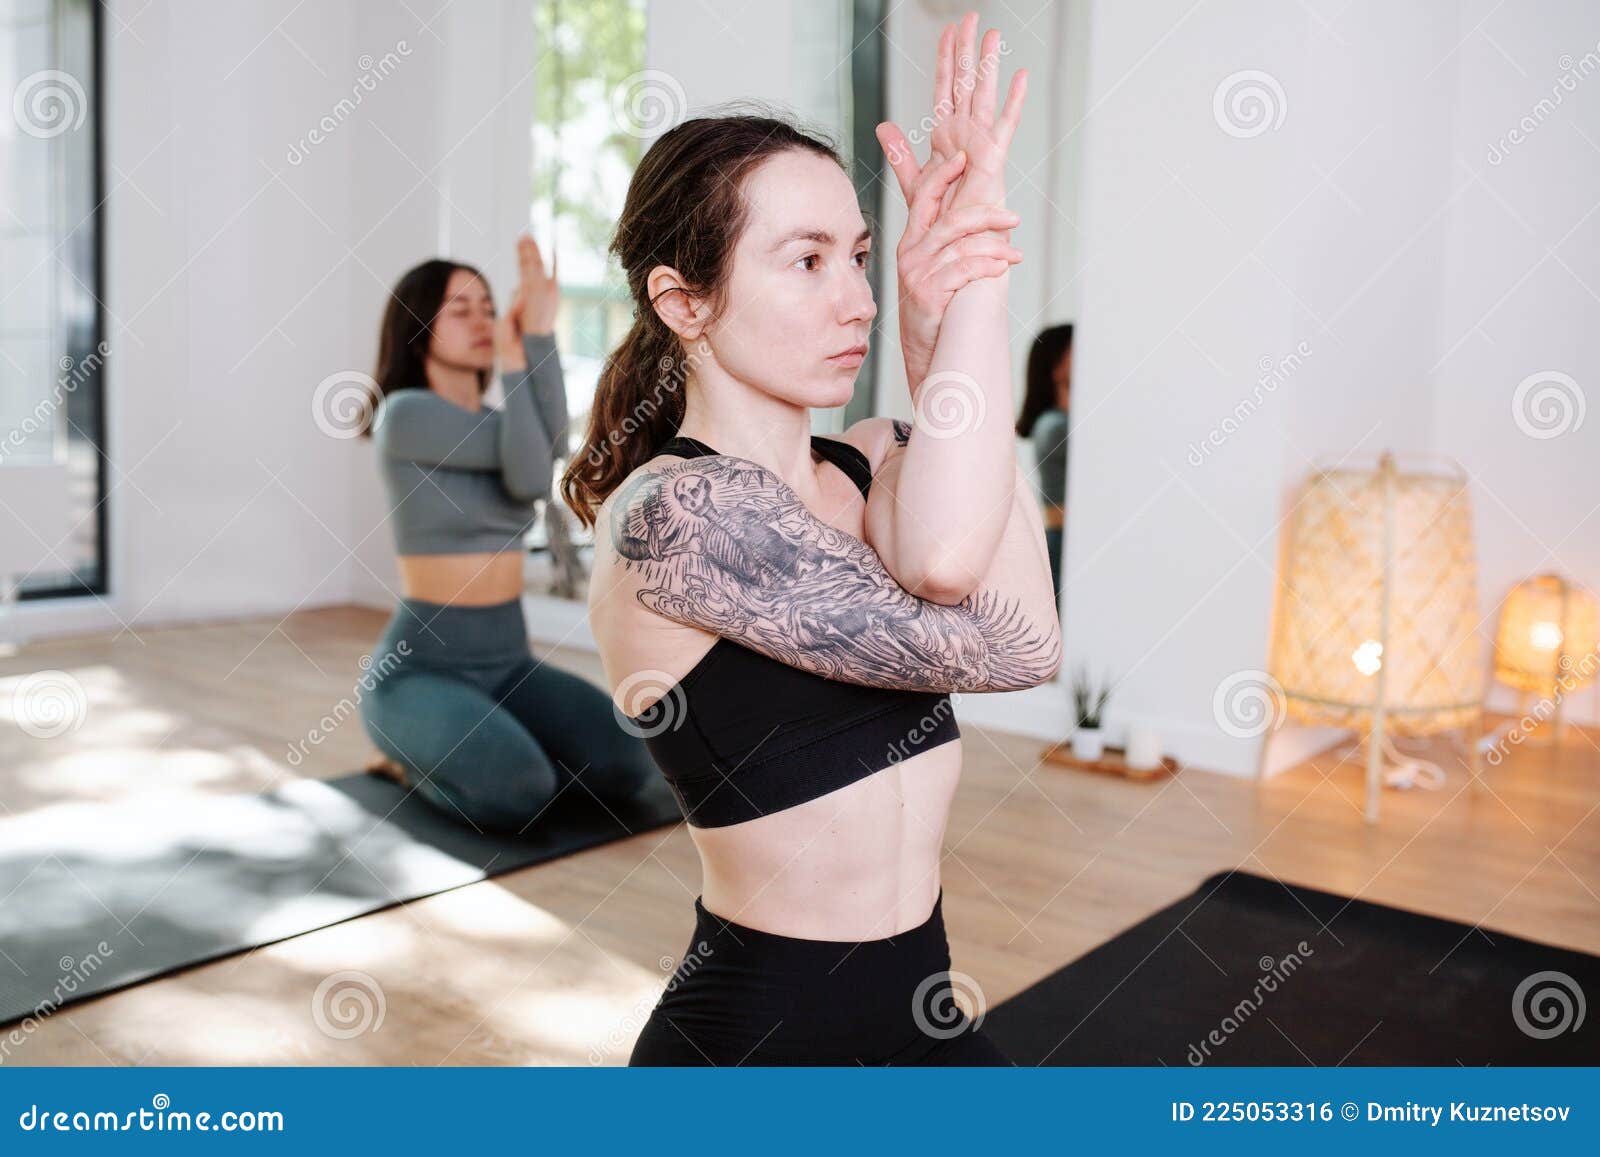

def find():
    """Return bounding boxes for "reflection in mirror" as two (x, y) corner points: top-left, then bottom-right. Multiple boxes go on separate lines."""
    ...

(1017, 322), (1073, 614)
(523, 0), (649, 600)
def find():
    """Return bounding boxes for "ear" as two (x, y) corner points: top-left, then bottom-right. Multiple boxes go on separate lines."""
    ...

(647, 264), (712, 340)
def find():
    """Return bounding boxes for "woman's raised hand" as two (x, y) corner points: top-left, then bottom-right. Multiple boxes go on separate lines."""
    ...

(516, 233), (559, 337)
(889, 149), (1023, 393)
(877, 13), (1027, 219)
(494, 287), (528, 371)
(874, 13), (1028, 394)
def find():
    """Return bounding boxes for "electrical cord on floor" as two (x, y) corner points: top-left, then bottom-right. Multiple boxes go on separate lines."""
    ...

(1377, 735), (1447, 790)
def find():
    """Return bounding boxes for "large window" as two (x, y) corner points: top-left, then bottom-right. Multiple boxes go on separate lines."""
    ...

(0, 0), (106, 600)
(530, 0), (648, 441)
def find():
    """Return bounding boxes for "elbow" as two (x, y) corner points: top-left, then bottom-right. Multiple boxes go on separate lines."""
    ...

(993, 626), (1063, 692)
(906, 558), (987, 606)
(1038, 632), (1064, 685)
(502, 459), (554, 503)
(503, 474), (552, 503)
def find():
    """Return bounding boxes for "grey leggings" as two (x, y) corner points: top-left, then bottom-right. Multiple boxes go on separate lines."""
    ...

(358, 596), (657, 833)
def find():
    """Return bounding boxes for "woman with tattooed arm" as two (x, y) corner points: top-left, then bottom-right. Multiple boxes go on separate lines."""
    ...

(562, 14), (1058, 1065)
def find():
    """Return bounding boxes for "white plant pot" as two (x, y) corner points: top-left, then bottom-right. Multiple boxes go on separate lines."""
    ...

(1071, 727), (1104, 761)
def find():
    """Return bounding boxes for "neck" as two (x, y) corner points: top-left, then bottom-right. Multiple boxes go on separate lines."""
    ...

(427, 358), (482, 409)
(676, 371), (818, 488)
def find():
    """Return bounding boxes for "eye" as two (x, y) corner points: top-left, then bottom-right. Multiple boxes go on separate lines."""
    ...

(853, 249), (872, 270)
(796, 253), (821, 272)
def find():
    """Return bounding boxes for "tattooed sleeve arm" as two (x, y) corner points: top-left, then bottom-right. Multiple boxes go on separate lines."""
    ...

(602, 452), (1061, 693)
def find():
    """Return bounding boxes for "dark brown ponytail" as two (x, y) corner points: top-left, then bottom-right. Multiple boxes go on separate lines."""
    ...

(560, 108), (845, 528)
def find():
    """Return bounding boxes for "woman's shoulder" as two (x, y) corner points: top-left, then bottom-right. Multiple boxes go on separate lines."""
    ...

(1030, 408), (1067, 436)
(838, 416), (907, 475)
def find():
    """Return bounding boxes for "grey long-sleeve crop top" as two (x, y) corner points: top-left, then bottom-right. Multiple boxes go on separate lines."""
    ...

(371, 332), (569, 555)
(1030, 407), (1069, 508)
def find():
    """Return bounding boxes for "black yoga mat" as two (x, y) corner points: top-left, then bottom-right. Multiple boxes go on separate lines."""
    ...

(0, 772), (682, 1027)
(983, 869), (1599, 1066)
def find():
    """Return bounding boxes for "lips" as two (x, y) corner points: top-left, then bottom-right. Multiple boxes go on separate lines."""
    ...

(829, 345), (868, 362)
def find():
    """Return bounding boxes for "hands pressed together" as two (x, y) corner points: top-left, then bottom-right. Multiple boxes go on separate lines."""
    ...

(495, 233), (561, 371)
(875, 11), (1028, 395)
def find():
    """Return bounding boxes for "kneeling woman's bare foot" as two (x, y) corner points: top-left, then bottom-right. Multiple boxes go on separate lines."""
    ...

(363, 754), (409, 787)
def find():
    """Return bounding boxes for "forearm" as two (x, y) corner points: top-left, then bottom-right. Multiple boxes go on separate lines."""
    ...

(497, 343), (559, 501)
(520, 332), (570, 459)
(969, 460), (1062, 656)
(884, 269), (1016, 599)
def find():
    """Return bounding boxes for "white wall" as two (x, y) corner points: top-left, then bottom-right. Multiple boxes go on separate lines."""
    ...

(644, 0), (848, 132)
(1431, 0), (1600, 726)
(1064, 0), (1597, 778)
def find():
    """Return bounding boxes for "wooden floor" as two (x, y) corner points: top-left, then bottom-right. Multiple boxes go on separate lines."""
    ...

(2, 604), (1595, 1065)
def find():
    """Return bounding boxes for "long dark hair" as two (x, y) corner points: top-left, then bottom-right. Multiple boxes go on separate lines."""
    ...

(357, 258), (492, 438)
(560, 111), (846, 529)
(1016, 322), (1073, 438)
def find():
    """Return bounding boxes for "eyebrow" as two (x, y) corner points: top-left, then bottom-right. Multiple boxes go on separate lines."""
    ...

(770, 226), (873, 253)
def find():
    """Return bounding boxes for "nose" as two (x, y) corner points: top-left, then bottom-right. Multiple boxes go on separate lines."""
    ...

(839, 270), (877, 327)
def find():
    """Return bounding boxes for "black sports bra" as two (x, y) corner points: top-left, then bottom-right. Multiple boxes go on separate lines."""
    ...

(626, 433), (960, 827)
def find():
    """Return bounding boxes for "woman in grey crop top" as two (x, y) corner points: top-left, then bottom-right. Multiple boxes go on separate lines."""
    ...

(1016, 322), (1072, 603)
(351, 239), (656, 834)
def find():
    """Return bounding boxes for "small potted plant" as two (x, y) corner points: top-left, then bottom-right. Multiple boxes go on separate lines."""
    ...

(1071, 666), (1112, 761)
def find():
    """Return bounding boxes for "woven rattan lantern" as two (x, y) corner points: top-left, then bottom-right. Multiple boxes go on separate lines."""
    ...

(1493, 573), (1598, 744)
(1265, 453), (1484, 821)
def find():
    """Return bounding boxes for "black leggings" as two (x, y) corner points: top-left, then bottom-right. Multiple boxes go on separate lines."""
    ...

(629, 889), (1012, 1066)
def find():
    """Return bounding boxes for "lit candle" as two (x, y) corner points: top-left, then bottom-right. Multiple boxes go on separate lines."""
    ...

(1126, 727), (1163, 770)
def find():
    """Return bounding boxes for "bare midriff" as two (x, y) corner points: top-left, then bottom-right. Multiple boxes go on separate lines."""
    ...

(688, 740), (962, 941)
(396, 550), (524, 605)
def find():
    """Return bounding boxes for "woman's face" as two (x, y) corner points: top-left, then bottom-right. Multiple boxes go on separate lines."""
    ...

(1054, 346), (1072, 409)
(428, 269), (496, 373)
(702, 149), (877, 410)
